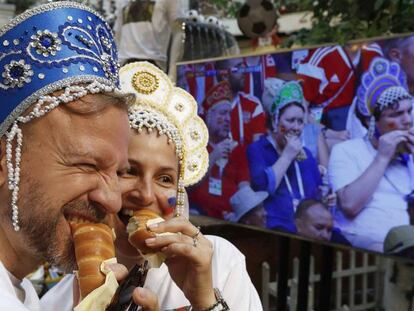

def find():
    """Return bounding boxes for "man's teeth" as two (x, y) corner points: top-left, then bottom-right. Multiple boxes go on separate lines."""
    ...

(122, 209), (133, 216)
(68, 216), (90, 223)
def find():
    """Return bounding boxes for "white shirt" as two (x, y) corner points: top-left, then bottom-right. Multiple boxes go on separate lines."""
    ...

(41, 235), (263, 310)
(114, 0), (185, 64)
(329, 137), (411, 252)
(0, 261), (41, 311)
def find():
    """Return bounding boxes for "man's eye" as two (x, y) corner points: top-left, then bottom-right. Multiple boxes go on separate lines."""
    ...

(125, 167), (138, 177)
(77, 163), (97, 171)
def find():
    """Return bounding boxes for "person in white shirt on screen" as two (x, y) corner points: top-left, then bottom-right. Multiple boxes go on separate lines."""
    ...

(329, 57), (414, 252)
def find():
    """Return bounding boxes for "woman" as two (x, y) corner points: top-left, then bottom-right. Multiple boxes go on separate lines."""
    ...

(248, 81), (322, 232)
(42, 62), (261, 310)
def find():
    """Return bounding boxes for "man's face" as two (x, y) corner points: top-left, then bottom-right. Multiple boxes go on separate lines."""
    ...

(296, 204), (333, 242)
(206, 102), (231, 141)
(3, 95), (130, 271)
(377, 98), (413, 135)
(239, 204), (266, 227)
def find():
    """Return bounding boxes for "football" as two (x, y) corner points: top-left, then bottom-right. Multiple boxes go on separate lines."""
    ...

(186, 9), (199, 23)
(206, 15), (220, 27)
(237, 0), (277, 38)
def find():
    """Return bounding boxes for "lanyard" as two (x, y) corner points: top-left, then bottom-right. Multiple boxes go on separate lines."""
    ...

(283, 161), (305, 201)
(267, 135), (305, 206)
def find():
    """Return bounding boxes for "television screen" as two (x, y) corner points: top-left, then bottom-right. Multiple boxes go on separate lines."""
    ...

(176, 33), (414, 260)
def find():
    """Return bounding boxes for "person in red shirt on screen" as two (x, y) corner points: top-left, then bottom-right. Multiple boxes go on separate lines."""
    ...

(188, 81), (250, 219)
(297, 45), (356, 131)
(215, 58), (267, 146)
(243, 55), (277, 99)
(297, 43), (384, 132)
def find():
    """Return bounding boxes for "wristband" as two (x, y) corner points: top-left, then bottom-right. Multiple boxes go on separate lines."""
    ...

(200, 288), (229, 311)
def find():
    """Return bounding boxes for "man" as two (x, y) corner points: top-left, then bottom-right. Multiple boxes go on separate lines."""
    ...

(294, 199), (350, 245)
(216, 58), (267, 146)
(189, 81), (250, 219)
(298, 43), (383, 132)
(295, 199), (333, 242)
(383, 35), (414, 94)
(329, 57), (414, 252)
(0, 3), (156, 310)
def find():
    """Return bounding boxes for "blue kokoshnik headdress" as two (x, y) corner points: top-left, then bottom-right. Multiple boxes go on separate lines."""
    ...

(356, 57), (412, 137)
(0, 2), (122, 231)
(356, 57), (411, 117)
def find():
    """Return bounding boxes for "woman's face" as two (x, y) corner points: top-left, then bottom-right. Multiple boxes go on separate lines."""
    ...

(112, 130), (179, 258)
(275, 104), (305, 137)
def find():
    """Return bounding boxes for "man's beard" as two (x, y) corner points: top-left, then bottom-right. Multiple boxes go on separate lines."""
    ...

(17, 177), (77, 272)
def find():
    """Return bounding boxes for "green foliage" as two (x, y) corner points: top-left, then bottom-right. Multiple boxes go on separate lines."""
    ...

(283, 0), (414, 47)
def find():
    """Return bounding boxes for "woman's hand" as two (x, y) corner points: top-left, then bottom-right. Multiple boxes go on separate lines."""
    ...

(145, 216), (216, 311)
(282, 135), (302, 161)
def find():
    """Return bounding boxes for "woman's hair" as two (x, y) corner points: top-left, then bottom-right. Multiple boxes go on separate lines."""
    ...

(278, 102), (305, 117)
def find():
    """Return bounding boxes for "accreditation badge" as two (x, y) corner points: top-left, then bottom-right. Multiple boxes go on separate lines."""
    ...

(208, 177), (222, 196)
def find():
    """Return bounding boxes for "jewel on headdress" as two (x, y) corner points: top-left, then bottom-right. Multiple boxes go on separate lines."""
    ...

(175, 102), (185, 112)
(30, 29), (62, 57)
(188, 162), (198, 172)
(132, 70), (159, 95)
(75, 34), (94, 48)
(2, 59), (34, 88)
(190, 130), (200, 141)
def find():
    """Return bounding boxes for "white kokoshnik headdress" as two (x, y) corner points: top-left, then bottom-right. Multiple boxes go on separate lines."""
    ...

(0, 2), (125, 231)
(120, 62), (209, 217)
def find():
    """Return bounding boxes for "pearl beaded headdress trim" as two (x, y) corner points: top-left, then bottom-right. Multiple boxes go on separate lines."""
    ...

(377, 86), (412, 109)
(120, 62), (209, 216)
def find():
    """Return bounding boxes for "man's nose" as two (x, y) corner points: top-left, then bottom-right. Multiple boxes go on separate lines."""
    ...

(88, 173), (122, 215)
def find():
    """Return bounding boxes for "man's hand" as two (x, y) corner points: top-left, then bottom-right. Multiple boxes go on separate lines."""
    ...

(405, 128), (414, 154)
(132, 288), (159, 311)
(377, 130), (409, 160)
(106, 263), (159, 311)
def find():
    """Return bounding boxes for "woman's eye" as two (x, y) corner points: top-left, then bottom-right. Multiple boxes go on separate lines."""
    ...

(159, 175), (173, 183)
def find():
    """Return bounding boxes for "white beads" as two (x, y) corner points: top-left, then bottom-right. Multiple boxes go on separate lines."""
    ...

(129, 107), (184, 159)
(6, 122), (22, 231)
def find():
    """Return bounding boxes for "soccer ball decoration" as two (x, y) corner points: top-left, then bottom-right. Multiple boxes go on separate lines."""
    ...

(186, 9), (200, 23)
(237, 0), (277, 39)
(206, 16), (220, 27)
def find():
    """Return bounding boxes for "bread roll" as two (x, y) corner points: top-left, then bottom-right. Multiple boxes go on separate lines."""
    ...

(71, 222), (115, 299)
(127, 209), (163, 255)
